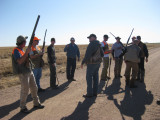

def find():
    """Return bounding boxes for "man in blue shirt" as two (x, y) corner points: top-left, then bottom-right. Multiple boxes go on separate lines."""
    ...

(64, 37), (80, 81)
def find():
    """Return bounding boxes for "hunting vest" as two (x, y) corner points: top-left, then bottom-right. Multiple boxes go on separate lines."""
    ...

(124, 45), (140, 63)
(31, 46), (44, 68)
(12, 47), (30, 74)
(88, 45), (102, 64)
(138, 42), (145, 58)
(102, 41), (110, 54)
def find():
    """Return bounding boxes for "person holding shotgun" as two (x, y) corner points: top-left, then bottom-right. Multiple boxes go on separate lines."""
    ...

(11, 15), (44, 113)
(101, 35), (112, 81)
(12, 36), (44, 113)
(111, 37), (124, 78)
(30, 36), (45, 92)
(47, 38), (59, 89)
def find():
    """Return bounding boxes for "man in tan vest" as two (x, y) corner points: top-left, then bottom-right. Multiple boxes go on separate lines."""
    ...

(124, 38), (141, 88)
(30, 36), (45, 92)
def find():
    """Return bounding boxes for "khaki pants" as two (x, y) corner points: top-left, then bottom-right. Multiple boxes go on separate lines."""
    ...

(114, 58), (123, 76)
(101, 57), (109, 79)
(19, 72), (40, 109)
(124, 61), (138, 86)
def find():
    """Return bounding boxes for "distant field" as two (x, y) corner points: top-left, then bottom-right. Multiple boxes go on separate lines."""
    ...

(0, 45), (87, 89)
(0, 43), (160, 89)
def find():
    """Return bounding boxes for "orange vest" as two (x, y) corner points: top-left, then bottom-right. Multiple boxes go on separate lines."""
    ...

(31, 46), (41, 51)
(102, 41), (110, 54)
(12, 47), (25, 56)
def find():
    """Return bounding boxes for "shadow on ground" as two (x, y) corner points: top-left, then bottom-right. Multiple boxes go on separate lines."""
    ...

(61, 79), (106, 120)
(104, 78), (153, 120)
(0, 81), (71, 120)
(61, 97), (96, 120)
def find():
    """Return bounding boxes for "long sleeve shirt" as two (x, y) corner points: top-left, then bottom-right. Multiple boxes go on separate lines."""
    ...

(64, 43), (80, 58)
(82, 40), (104, 65)
(47, 44), (56, 64)
(138, 42), (149, 58)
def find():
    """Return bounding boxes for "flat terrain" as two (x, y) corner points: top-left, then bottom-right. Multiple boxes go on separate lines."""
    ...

(0, 47), (160, 120)
(0, 43), (160, 89)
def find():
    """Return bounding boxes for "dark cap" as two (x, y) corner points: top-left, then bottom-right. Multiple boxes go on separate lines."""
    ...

(104, 35), (109, 38)
(137, 36), (141, 40)
(116, 37), (121, 40)
(70, 37), (75, 41)
(87, 34), (97, 39)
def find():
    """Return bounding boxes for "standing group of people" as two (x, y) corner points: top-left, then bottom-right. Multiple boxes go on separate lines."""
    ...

(12, 35), (80, 113)
(12, 33), (149, 113)
(81, 34), (149, 98)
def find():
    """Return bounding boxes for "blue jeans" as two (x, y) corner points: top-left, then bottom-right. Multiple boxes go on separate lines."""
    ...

(33, 68), (42, 89)
(86, 64), (100, 96)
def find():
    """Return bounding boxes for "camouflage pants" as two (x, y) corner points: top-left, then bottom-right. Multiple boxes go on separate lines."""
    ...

(124, 61), (138, 86)
(19, 72), (40, 109)
(114, 58), (123, 76)
(101, 57), (109, 79)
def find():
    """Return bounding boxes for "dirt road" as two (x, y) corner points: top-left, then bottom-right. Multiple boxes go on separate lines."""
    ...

(0, 47), (160, 120)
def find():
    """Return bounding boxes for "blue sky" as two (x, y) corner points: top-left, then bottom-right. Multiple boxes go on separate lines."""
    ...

(0, 0), (160, 47)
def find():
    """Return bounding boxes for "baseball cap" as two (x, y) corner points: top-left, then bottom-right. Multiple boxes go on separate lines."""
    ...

(87, 34), (97, 39)
(104, 35), (109, 38)
(33, 36), (40, 41)
(16, 35), (28, 45)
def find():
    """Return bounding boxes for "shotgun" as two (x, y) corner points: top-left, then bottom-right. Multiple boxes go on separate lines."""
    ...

(27, 15), (40, 69)
(28, 15), (40, 48)
(42, 29), (47, 51)
(118, 28), (134, 58)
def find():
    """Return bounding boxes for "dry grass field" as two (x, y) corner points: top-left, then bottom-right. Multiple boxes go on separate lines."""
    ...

(0, 43), (160, 89)
(0, 45), (87, 89)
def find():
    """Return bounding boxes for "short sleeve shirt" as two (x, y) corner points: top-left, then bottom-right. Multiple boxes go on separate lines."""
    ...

(13, 48), (24, 60)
